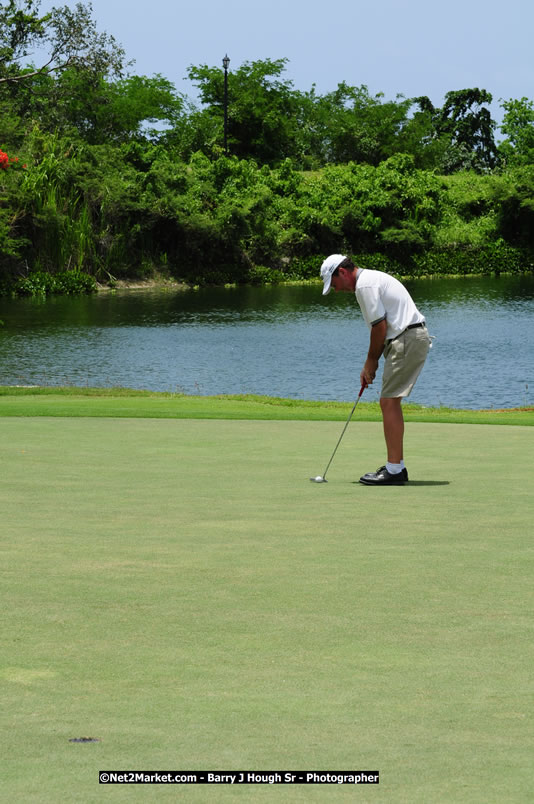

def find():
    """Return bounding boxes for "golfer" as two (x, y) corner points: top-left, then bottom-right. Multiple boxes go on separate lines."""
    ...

(320, 254), (431, 485)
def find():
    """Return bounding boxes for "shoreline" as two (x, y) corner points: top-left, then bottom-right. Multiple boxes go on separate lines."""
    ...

(2, 269), (533, 299)
(95, 277), (188, 292)
(91, 269), (533, 294)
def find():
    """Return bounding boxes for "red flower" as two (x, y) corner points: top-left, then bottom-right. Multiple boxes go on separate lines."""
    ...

(0, 150), (25, 169)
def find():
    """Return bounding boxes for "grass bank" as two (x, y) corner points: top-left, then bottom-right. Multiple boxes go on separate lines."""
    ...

(1, 385), (533, 425)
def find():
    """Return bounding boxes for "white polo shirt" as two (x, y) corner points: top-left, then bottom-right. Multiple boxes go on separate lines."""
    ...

(355, 269), (424, 341)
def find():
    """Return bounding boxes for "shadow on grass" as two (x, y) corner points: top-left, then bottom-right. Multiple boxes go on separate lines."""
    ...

(351, 480), (451, 486)
(407, 481), (450, 486)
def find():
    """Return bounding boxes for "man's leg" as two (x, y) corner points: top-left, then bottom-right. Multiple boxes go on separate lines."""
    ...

(359, 397), (406, 485)
(380, 396), (404, 463)
(360, 329), (430, 485)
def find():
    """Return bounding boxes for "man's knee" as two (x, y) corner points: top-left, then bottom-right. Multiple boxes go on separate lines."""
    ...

(380, 396), (402, 411)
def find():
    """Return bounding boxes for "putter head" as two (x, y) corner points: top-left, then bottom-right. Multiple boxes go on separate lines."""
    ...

(310, 476), (327, 483)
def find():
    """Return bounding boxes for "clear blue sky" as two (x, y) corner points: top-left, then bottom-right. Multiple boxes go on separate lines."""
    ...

(37, 0), (534, 127)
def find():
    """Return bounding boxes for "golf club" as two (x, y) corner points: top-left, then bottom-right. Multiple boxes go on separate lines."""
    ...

(310, 383), (366, 483)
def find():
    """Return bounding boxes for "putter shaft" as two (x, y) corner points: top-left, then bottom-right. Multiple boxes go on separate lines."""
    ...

(319, 384), (366, 481)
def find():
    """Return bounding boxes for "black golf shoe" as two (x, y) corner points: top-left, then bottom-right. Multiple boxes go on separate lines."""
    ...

(359, 466), (409, 485)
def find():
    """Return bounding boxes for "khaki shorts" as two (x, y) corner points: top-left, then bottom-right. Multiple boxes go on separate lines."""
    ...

(381, 325), (431, 398)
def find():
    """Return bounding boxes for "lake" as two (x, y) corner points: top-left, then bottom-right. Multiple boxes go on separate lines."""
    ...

(1, 273), (533, 409)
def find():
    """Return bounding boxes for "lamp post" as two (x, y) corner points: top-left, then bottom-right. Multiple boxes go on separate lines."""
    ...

(222, 54), (230, 155)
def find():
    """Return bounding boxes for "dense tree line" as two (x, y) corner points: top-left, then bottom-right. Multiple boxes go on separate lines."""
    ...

(1, 0), (534, 293)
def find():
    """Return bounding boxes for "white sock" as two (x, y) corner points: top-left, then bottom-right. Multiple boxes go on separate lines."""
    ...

(386, 461), (405, 475)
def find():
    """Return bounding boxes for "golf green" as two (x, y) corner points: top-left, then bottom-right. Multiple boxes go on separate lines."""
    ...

(2, 416), (533, 802)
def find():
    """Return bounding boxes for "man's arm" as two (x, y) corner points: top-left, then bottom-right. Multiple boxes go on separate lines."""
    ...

(360, 319), (387, 386)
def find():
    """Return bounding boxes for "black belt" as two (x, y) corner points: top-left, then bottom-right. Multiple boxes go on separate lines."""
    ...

(387, 321), (425, 344)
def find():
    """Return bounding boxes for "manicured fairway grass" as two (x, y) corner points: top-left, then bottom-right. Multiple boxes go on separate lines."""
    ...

(1, 404), (533, 802)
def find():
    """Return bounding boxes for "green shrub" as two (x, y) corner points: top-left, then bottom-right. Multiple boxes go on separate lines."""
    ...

(412, 242), (530, 275)
(283, 253), (405, 280)
(54, 269), (97, 294)
(12, 269), (96, 296)
(246, 265), (285, 285)
(281, 255), (321, 280)
(14, 271), (57, 295)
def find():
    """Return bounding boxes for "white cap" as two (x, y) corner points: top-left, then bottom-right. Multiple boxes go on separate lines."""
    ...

(320, 254), (346, 295)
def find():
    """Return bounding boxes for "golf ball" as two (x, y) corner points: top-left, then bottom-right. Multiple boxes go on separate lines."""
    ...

(315, 476), (323, 482)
